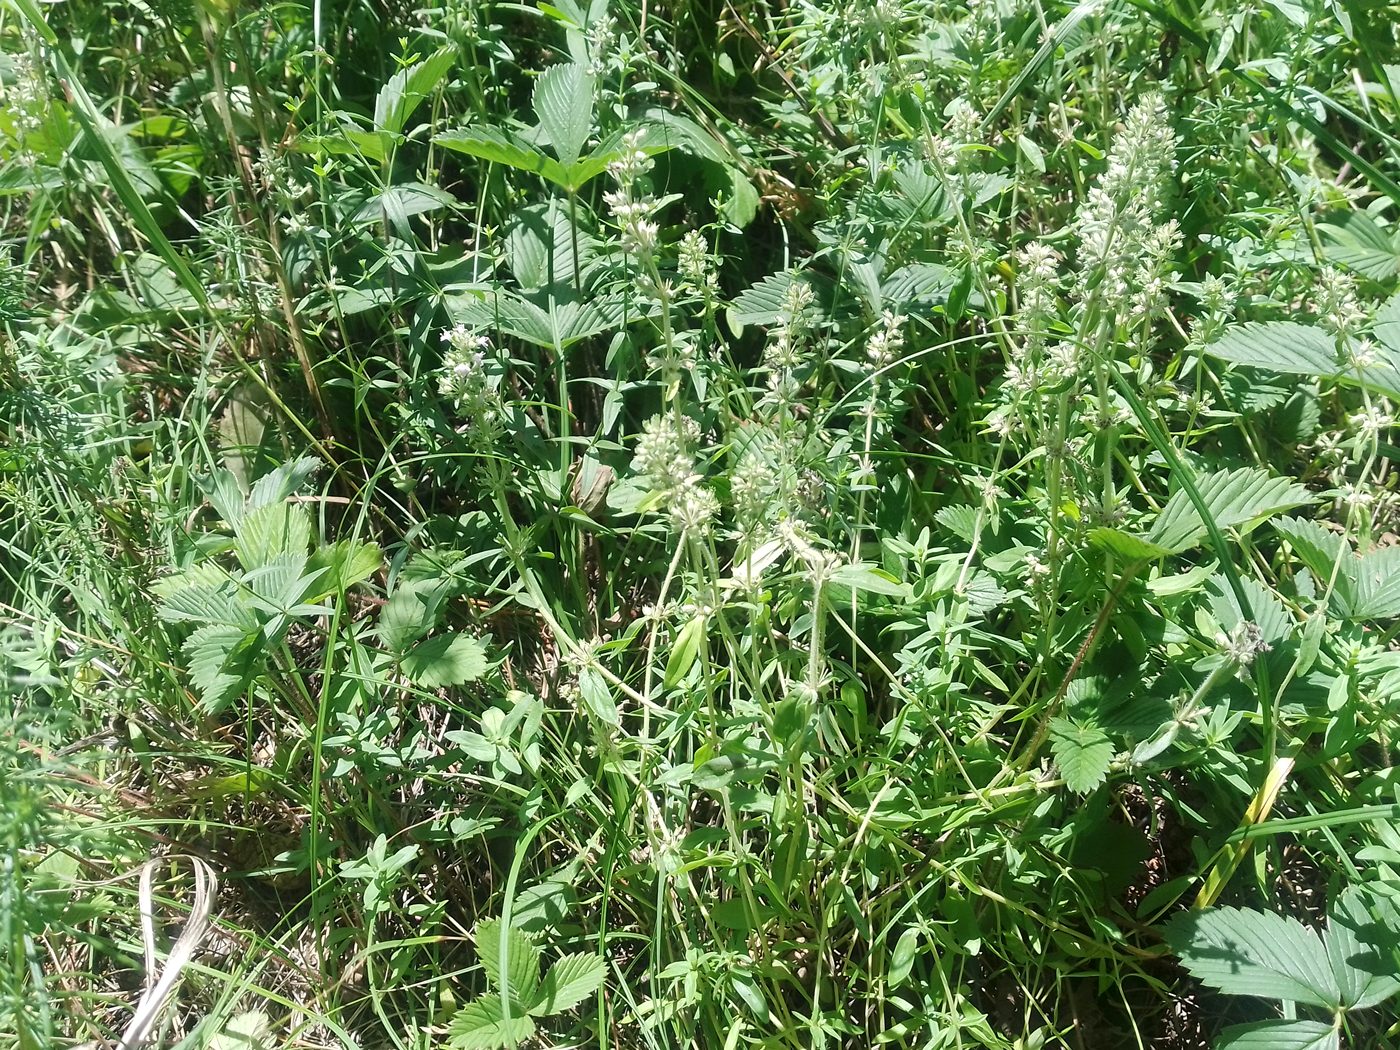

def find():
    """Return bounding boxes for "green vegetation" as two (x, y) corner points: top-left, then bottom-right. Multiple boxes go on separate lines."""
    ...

(5, 0), (1400, 1046)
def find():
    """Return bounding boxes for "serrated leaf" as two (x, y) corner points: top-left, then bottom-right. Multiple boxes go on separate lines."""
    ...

(1319, 211), (1400, 281)
(476, 920), (541, 1009)
(1205, 322), (1342, 377)
(434, 126), (569, 188)
(401, 633), (489, 687)
(533, 63), (594, 167)
(233, 502), (312, 571)
(446, 995), (537, 1049)
(457, 291), (623, 349)
(1326, 887), (1400, 1009)
(1205, 321), (1400, 400)
(531, 953), (605, 1015)
(1088, 528), (1173, 562)
(881, 262), (953, 306)
(184, 623), (261, 714)
(374, 47), (454, 135)
(1147, 467), (1314, 554)
(247, 456), (320, 512)
(1273, 517), (1348, 580)
(1348, 546), (1400, 620)
(1048, 718), (1113, 794)
(1217, 1020), (1338, 1050)
(153, 562), (258, 629)
(730, 272), (815, 325)
(377, 577), (448, 651)
(506, 201), (596, 291)
(1166, 907), (1341, 1009)
(243, 554), (325, 615)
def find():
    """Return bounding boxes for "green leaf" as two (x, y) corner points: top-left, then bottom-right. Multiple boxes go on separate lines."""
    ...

(306, 540), (382, 597)
(1147, 467), (1314, 554)
(577, 667), (617, 726)
(664, 615), (705, 689)
(233, 502), (313, 571)
(351, 183), (458, 225)
(533, 63), (594, 167)
(730, 271), (814, 325)
(1319, 211), (1400, 281)
(376, 577), (448, 651)
(829, 563), (908, 596)
(531, 953), (605, 1016)
(505, 201), (596, 291)
(374, 47), (454, 135)
(1048, 718), (1113, 794)
(475, 919), (541, 1009)
(434, 126), (569, 188)
(184, 623), (261, 714)
(208, 1010), (271, 1050)
(401, 633), (489, 687)
(1206, 322), (1341, 377)
(1088, 528), (1174, 562)
(1348, 546), (1400, 620)
(456, 291), (623, 349)
(888, 927), (919, 988)
(153, 562), (259, 629)
(446, 995), (536, 1049)
(1166, 907), (1342, 1009)
(1326, 887), (1400, 1009)
(1217, 1020), (1338, 1050)
(1205, 321), (1400, 400)
(247, 456), (320, 512)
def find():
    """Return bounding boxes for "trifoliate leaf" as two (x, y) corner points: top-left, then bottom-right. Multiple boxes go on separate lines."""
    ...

(1205, 321), (1341, 377)
(401, 633), (489, 687)
(531, 952), (605, 1016)
(1048, 718), (1113, 794)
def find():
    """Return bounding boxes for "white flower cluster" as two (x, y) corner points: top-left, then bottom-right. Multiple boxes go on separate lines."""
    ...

(3, 51), (48, 140)
(762, 280), (816, 408)
(1186, 274), (1236, 350)
(438, 325), (503, 437)
(1218, 620), (1271, 668)
(677, 230), (717, 297)
(865, 310), (906, 369)
(730, 425), (830, 530)
(605, 130), (658, 263)
(1073, 93), (1180, 312)
(1316, 266), (1368, 342)
(632, 414), (719, 535)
